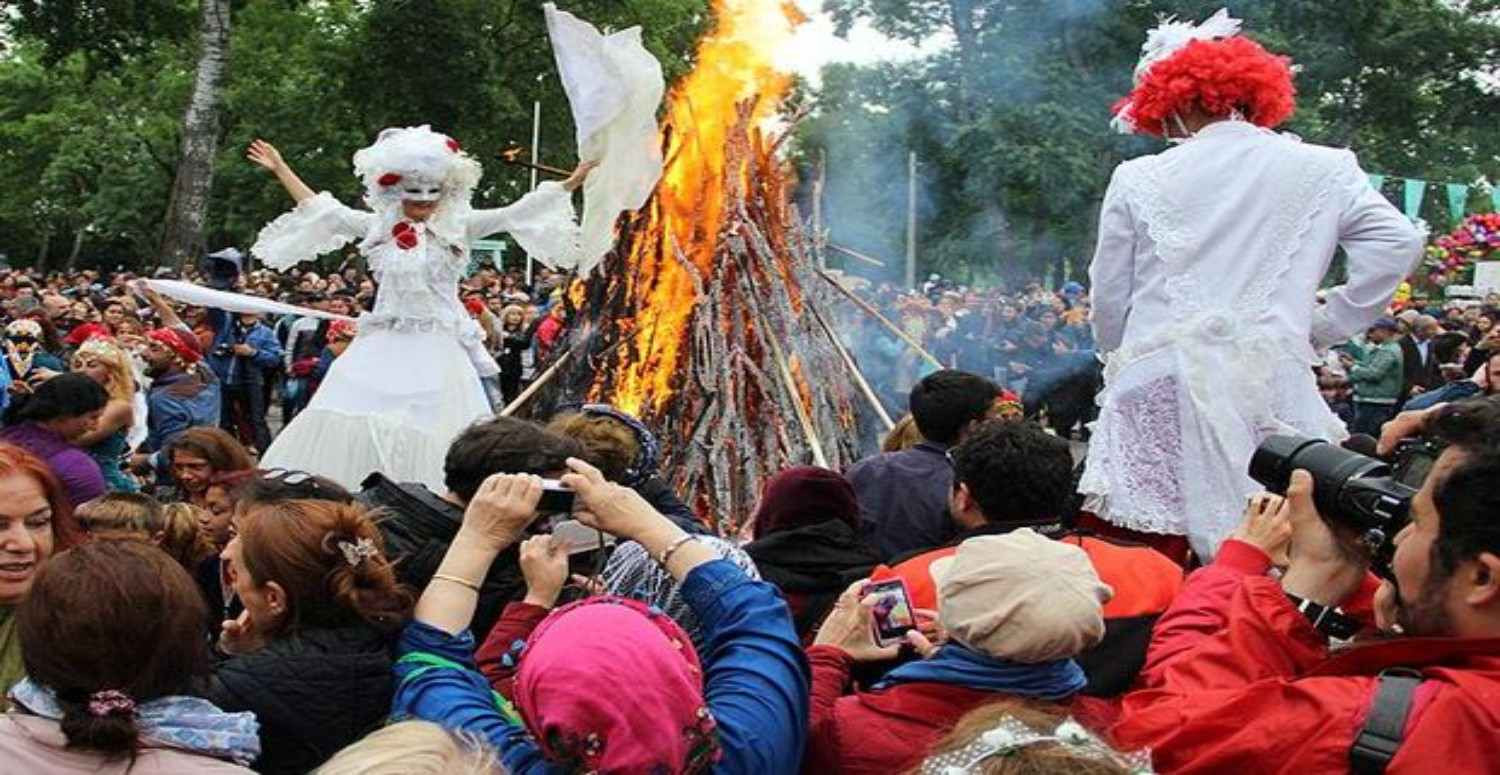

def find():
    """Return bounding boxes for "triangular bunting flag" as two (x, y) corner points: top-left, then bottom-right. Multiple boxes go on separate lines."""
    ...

(1404, 179), (1427, 221)
(1447, 183), (1469, 223)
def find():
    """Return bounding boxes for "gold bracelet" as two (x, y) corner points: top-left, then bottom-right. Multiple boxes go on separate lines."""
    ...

(430, 573), (480, 592)
(657, 534), (697, 567)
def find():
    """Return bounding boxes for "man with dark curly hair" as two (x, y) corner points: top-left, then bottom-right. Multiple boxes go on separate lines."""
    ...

(870, 419), (1185, 696)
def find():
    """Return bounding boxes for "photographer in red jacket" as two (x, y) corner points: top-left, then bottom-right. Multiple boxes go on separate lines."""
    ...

(1106, 397), (1500, 774)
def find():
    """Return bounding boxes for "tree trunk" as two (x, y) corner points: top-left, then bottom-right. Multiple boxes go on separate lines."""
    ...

(946, 0), (980, 119)
(35, 231), (51, 272)
(159, 0), (231, 273)
(66, 228), (85, 271)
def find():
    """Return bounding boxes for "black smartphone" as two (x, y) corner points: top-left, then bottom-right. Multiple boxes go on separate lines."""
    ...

(862, 578), (916, 647)
(537, 479), (576, 514)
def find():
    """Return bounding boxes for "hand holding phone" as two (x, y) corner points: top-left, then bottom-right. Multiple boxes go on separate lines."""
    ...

(862, 579), (917, 647)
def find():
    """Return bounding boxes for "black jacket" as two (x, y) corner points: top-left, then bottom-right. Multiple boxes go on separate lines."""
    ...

(743, 519), (880, 640)
(200, 625), (394, 775)
(1399, 335), (1442, 397)
(358, 473), (526, 639)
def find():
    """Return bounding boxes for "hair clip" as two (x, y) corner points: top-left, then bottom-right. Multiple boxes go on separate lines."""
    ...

(920, 716), (1153, 775)
(87, 689), (136, 718)
(337, 536), (378, 567)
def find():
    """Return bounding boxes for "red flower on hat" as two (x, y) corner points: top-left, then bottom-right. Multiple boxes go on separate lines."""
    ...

(446, 138), (461, 152)
(378, 172), (402, 187)
(392, 221), (418, 250)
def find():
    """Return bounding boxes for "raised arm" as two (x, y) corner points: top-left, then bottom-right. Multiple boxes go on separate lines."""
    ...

(248, 140), (316, 204)
(136, 284), (189, 332)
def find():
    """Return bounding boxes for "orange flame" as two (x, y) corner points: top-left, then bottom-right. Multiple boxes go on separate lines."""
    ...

(602, 0), (806, 416)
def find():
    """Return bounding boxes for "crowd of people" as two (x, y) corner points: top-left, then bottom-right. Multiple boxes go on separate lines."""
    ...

(0, 255), (1494, 774)
(2, 7), (1499, 772)
(836, 275), (1101, 439)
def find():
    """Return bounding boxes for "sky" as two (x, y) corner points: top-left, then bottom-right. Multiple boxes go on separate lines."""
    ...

(779, 0), (952, 85)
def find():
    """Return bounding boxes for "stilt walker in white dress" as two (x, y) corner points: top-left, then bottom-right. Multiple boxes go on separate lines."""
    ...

(1077, 9), (1424, 561)
(246, 127), (594, 492)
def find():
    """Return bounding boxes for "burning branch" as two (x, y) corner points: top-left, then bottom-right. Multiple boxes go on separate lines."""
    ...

(497, 147), (571, 178)
(500, 347), (573, 417)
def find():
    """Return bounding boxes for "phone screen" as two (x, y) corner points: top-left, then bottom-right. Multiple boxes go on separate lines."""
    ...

(863, 579), (916, 646)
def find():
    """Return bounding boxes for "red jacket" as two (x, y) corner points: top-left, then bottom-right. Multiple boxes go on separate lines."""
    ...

(1104, 539), (1500, 774)
(474, 601), (550, 701)
(804, 645), (1021, 775)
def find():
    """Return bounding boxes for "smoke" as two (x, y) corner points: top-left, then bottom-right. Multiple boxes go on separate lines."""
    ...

(797, 0), (1146, 292)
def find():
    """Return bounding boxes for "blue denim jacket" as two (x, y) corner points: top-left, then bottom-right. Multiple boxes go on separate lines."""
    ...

(206, 309), (284, 387)
(391, 558), (811, 774)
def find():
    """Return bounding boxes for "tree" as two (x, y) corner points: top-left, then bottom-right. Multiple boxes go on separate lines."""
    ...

(160, 0), (232, 271)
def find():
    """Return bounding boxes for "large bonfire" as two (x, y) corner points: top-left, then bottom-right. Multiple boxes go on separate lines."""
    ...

(532, 0), (874, 534)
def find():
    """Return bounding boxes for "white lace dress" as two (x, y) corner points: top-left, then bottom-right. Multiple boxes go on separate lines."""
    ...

(250, 183), (577, 492)
(1079, 122), (1423, 559)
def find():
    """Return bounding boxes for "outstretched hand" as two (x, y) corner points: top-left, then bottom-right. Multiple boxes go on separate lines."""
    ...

(247, 139), (286, 173)
(562, 160), (600, 192)
(559, 456), (666, 541)
(461, 473), (545, 550)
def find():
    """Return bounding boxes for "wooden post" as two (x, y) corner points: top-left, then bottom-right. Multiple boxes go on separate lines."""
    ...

(816, 268), (944, 370)
(810, 303), (896, 430)
(906, 151), (917, 290)
(828, 243), (887, 268)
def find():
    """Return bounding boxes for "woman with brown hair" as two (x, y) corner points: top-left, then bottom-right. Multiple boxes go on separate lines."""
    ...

(0, 443), (84, 699)
(201, 499), (413, 774)
(1, 540), (258, 773)
(162, 427), (253, 507)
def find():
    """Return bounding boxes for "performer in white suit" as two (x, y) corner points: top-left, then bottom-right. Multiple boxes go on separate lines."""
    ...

(1078, 10), (1423, 561)
(247, 127), (593, 492)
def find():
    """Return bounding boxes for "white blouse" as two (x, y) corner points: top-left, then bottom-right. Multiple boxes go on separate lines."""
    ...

(1089, 121), (1423, 365)
(250, 182), (577, 343)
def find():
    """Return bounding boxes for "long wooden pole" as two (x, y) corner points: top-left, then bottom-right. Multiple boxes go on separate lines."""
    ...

(809, 303), (896, 431)
(500, 347), (572, 417)
(815, 268), (944, 370)
(766, 331), (829, 468)
(906, 151), (917, 290)
(828, 243), (888, 268)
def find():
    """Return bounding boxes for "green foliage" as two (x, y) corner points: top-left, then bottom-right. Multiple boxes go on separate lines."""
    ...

(0, 0), (704, 270)
(802, 0), (1500, 288)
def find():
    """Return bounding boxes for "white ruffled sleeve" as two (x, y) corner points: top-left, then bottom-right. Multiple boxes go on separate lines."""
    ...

(1310, 153), (1424, 349)
(1089, 165), (1138, 354)
(250, 192), (373, 271)
(466, 182), (582, 270)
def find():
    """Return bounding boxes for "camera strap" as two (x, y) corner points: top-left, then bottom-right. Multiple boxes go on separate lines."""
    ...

(1349, 668), (1423, 775)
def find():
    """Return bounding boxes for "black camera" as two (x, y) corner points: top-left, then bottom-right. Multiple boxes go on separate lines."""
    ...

(1249, 435), (1421, 575)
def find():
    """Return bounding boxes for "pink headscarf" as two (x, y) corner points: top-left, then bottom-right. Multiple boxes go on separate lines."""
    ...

(515, 597), (720, 774)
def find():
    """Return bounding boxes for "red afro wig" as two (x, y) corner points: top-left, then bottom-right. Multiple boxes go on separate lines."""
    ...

(1113, 36), (1296, 138)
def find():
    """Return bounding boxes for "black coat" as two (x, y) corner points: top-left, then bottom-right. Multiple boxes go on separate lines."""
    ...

(743, 519), (880, 640)
(200, 625), (395, 775)
(1399, 335), (1442, 397)
(359, 474), (527, 640)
